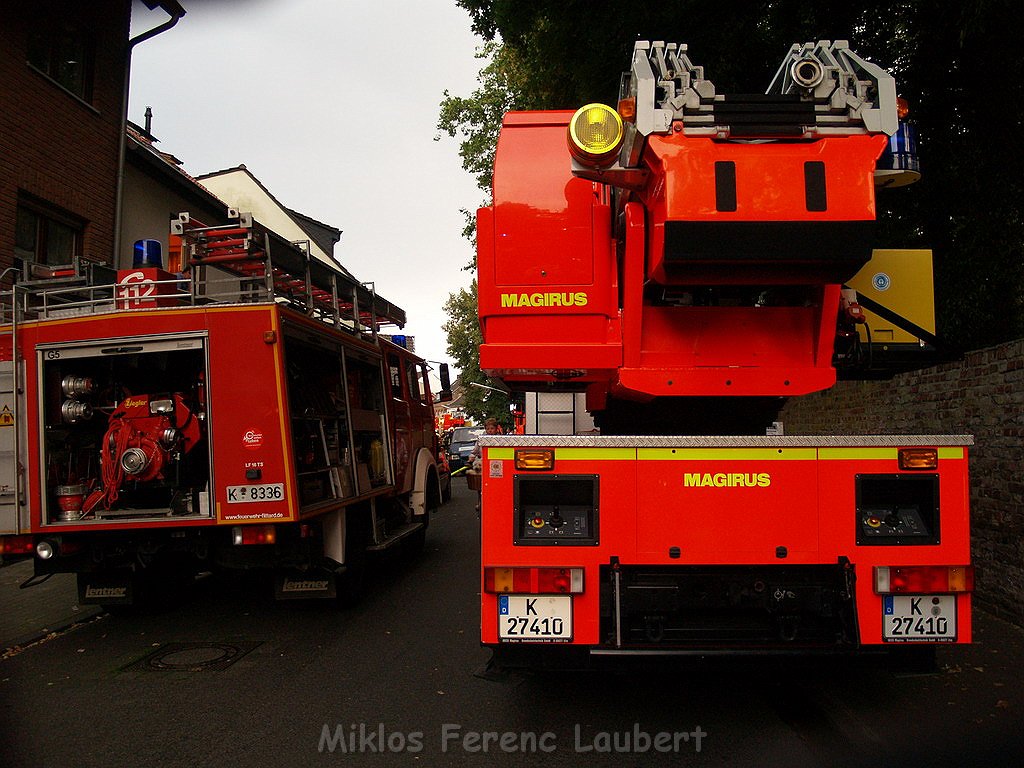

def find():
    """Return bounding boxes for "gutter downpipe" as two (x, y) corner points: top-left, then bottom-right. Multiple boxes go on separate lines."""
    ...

(112, 2), (186, 267)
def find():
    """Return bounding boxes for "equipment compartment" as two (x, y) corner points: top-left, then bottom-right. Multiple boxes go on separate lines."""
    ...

(38, 335), (211, 524)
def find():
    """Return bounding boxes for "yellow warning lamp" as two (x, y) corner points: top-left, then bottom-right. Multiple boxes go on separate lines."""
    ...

(567, 103), (624, 167)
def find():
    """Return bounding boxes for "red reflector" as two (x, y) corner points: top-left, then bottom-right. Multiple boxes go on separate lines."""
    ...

(232, 525), (277, 545)
(874, 565), (974, 594)
(0, 535), (35, 555)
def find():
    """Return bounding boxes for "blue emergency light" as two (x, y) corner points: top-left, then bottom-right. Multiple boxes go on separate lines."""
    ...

(132, 239), (163, 269)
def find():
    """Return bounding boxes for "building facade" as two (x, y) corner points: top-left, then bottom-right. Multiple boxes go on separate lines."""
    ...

(0, 0), (132, 275)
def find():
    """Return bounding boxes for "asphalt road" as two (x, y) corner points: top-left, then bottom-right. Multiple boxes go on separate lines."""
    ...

(2, 483), (1023, 767)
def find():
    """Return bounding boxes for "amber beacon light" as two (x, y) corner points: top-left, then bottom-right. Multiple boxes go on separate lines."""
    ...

(567, 103), (623, 166)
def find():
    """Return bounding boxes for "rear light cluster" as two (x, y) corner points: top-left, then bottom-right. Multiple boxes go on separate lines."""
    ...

(874, 565), (973, 594)
(484, 566), (584, 594)
(0, 535), (35, 556)
(232, 525), (276, 545)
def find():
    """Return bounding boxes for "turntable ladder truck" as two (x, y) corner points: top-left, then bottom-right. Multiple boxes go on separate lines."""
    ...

(475, 40), (972, 665)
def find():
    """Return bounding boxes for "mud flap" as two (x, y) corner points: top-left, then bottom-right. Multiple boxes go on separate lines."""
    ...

(274, 570), (337, 600)
(78, 572), (134, 606)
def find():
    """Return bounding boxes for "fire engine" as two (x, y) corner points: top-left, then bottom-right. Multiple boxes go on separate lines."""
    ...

(476, 40), (972, 665)
(0, 211), (451, 605)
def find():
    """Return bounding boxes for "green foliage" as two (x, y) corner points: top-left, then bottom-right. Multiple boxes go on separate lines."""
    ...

(442, 280), (513, 428)
(438, 42), (524, 194)
(437, 42), (527, 260)
(443, 0), (1024, 353)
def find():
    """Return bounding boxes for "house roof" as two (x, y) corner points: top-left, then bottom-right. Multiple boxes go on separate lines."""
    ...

(286, 207), (342, 261)
(125, 123), (230, 220)
(197, 165), (356, 280)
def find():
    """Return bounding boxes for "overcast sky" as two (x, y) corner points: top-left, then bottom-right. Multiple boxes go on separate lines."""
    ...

(128, 0), (483, 386)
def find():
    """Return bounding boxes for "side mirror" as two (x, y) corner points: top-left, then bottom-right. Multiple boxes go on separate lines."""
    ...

(436, 363), (453, 403)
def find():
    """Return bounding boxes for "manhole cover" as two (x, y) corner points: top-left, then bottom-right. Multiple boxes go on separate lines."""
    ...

(129, 641), (261, 671)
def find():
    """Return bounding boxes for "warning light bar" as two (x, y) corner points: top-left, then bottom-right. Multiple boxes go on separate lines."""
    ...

(484, 567), (584, 594)
(874, 565), (974, 594)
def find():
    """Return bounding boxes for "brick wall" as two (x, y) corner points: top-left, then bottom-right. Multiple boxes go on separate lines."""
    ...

(0, 1), (131, 271)
(780, 339), (1024, 624)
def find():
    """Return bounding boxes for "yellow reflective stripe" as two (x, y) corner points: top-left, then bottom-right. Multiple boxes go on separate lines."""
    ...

(558, 448), (635, 461)
(819, 448), (896, 460)
(638, 448), (816, 461)
(487, 448), (636, 461)
(821, 447), (966, 460)
(488, 446), (964, 462)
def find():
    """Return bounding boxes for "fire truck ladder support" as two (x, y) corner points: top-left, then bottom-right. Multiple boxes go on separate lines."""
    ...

(628, 39), (898, 139)
(173, 210), (406, 334)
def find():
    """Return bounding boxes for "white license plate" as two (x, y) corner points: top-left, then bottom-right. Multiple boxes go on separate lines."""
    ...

(498, 595), (572, 642)
(883, 595), (957, 642)
(226, 483), (285, 503)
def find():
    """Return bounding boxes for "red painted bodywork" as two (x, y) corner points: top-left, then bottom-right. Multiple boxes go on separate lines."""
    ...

(476, 106), (973, 654)
(4, 303), (435, 534)
(478, 113), (886, 399)
(480, 444), (972, 648)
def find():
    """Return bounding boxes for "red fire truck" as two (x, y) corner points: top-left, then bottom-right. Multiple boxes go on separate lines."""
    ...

(0, 211), (451, 605)
(476, 41), (972, 665)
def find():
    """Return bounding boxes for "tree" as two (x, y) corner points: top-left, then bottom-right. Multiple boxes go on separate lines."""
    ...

(442, 280), (513, 428)
(437, 42), (525, 248)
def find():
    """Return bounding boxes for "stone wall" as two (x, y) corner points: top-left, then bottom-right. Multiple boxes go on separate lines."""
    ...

(780, 339), (1024, 624)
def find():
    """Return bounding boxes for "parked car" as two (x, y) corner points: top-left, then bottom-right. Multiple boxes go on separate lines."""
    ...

(446, 425), (485, 473)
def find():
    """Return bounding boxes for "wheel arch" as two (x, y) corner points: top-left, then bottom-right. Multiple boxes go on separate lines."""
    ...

(409, 447), (440, 518)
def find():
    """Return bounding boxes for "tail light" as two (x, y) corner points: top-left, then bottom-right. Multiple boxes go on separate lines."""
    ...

(0, 535), (35, 556)
(232, 525), (277, 546)
(484, 567), (584, 594)
(874, 565), (973, 594)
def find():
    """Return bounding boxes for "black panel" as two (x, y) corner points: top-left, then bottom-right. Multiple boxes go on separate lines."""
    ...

(714, 161), (737, 212)
(804, 161), (827, 211)
(856, 474), (940, 545)
(712, 94), (816, 137)
(599, 563), (856, 647)
(513, 475), (599, 546)
(661, 220), (874, 283)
